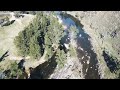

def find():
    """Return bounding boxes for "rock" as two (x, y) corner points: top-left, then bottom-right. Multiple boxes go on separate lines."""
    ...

(79, 34), (82, 37)
(87, 60), (90, 64)
(0, 19), (4, 25)
(50, 58), (84, 79)
(81, 56), (84, 59)
(64, 43), (69, 49)
(110, 30), (117, 38)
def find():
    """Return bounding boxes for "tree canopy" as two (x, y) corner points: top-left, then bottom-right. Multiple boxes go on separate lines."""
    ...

(14, 12), (65, 61)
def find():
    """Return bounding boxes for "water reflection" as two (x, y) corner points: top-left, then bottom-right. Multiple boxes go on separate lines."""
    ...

(57, 12), (100, 79)
(29, 12), (100, 79)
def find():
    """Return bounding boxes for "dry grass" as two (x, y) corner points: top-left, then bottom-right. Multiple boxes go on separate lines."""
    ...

(0, 14), (35, 61)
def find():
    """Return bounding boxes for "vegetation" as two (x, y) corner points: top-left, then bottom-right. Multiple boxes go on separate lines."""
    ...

(68, 25), (79, 40)
(68, 25), (79, 57)
(56, 49), (67, 69)
(69, 44), (77, 57)
(3, 61), (23, 79)
(14, 12), (65, 61)
(44, 14), (64, 59)
(14, 12), (48, 59)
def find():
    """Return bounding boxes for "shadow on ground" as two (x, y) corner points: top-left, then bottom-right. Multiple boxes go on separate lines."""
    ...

(0, 50), (9, 62)
(102, 51), (119, 73)
(29, 52), (57, 79)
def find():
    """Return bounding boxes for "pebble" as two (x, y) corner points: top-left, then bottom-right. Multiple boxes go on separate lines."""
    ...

(88, 56), (90, 59)
(83, 61), (85, 63)
(87, 60), (90, 64)
(81, 48), (84, 51)
(82, 56), (84, 59)
(79, 34), (82, 37)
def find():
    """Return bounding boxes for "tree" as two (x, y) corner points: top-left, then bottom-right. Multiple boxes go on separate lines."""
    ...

(14, 12), (47, 59)
(69, 44), (77, 57)
(14, 11), (66, 61)
(29, 33), (41, 59)
(44, 14), (64, 60)
(14, 30), (29, 56)
(68, 25), (79, 40)
(55, 49), (67, 69)
(3, 62), (23, 79)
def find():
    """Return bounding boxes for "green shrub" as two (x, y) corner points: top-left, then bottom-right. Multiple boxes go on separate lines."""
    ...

(4, 62), (23, 79)
(14, 12), (65, 61)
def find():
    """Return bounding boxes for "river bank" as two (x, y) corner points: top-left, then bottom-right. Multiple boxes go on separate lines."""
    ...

(65, 11), (120, 79)
(49, 11), (101, 79)
(1, 11), (119, 79)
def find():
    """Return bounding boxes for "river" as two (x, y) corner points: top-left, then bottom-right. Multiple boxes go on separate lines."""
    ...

(55, 11), (100, 79)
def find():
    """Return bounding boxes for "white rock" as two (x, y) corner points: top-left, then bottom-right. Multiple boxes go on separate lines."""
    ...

(87, 60), (90, 64)
(79, 34), (82, 37)
(88, 56), (90, 59)
(81, 48), (84, 51)
(81, 56), (84, 59)
(64, 43), (69, 49)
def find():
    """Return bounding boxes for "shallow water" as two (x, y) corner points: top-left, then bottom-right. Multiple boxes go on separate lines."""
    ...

(28, 12), (100, 79)
(56, 12), (100, 79)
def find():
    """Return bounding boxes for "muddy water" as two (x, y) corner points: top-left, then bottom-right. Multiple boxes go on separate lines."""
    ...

(56, 12), (100, 79)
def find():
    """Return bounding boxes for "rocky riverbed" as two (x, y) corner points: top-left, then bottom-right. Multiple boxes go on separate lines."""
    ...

(65, 11), (120, 79)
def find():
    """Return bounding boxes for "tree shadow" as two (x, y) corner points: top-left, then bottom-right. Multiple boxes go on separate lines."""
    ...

(37, 32), (45, 56)
(0, 50), (9, 62)
(2, 20), (15, 27)
(102, 51), (119, 73)
(18, 59), (25, 70)
(29, 52), (57, 79)
(59, 33), (70, 53)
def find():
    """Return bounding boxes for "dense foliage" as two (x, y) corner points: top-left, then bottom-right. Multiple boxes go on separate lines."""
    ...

(3, 62), (23, 79)
(14, 12), (65, 61)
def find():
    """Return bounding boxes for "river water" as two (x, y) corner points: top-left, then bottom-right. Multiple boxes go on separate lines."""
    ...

(28, 12), (100, 79)
(56, 11), (100, 79)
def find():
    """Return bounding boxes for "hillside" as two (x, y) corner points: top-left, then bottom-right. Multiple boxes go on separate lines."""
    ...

(66, 11), (120, 78)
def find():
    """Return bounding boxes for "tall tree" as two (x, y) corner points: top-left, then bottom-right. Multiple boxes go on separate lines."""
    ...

(29, 32), (41, 59)
(56, 49), (67, 69)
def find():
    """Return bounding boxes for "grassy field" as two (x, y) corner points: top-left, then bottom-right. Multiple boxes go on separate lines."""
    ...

(0, 14), (35, 62)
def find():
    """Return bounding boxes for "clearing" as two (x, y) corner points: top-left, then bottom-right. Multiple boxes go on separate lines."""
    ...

(0, 12), (35, 62)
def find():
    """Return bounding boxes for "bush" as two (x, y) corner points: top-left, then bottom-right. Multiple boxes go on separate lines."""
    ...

(14, 12), (47, 59)
(14, 12), (65, 62)
(55, 49), (67, 69)
(3, 62), (23, 79)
